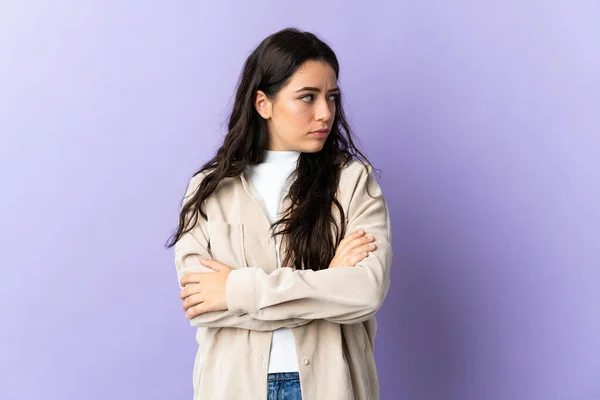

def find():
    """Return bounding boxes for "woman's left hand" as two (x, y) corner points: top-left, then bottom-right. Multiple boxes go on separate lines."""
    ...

(179, 259), (233, 319)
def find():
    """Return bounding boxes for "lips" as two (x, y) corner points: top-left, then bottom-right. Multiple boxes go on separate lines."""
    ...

(310, 129), (329, 139)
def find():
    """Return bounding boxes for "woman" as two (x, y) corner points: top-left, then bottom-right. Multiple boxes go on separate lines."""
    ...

(166, 27), (392, 400)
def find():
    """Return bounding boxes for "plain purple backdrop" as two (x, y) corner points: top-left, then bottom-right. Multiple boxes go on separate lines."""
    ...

(1, 1), (599, 399)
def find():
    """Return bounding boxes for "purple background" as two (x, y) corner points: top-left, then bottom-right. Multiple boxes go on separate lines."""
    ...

(1, 1), (599, 399)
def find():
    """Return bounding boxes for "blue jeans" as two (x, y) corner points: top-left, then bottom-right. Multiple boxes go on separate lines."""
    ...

(267, 372), (303, 400)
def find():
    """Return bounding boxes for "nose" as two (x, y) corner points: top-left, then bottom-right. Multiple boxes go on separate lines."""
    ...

(315, 97), (333, 123)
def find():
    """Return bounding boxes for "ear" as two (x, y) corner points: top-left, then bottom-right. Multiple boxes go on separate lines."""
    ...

(255, 90), (272, 119)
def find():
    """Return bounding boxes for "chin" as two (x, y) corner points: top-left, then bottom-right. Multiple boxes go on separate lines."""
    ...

(300, 141), (327, 153)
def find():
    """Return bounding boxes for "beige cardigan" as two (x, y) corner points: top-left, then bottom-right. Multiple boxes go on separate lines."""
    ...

(174, 160), (392, 400)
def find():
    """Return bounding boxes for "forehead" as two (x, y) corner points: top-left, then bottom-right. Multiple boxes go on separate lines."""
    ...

(284, 60), (337, 88)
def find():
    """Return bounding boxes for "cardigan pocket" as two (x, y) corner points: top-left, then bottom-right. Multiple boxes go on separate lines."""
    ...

(206, 221), (248, 270)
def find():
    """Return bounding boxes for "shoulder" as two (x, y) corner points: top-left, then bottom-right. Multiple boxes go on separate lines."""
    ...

(340, 159), (372, 176)
(184, 167), (240, 202)
(183, 168), (224, 203)
(338, 159), (383, 199)
(184, 170), (209, 197)
(339, 159), (375, 187)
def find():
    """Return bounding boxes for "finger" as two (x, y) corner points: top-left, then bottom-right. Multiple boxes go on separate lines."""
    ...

(348, 235), (374, 251)
(180, 273), (204, 287)
(186, 302), (210, 319)
(182, 293), (204, 311)
(350, 243), (376, 260)
(348, 251), (369, 267)
(341, 230), (365, 245)
(200, 258), (223, 272)
(337, 230), (366, 254)
(179, 283), (201, 299)
(346, 230), (365, 243)
(356, 242), (376, 254)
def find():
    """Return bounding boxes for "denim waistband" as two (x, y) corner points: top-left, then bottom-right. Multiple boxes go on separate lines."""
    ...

(267, 372), (300, 381)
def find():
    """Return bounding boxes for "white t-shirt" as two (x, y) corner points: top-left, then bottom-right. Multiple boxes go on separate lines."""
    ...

(246, 149), (300, 373)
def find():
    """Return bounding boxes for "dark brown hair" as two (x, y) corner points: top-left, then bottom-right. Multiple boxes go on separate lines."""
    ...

(166, 27), (373, 271)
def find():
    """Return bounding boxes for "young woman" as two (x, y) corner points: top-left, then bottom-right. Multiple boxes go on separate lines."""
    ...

(167, 27), (392, 400)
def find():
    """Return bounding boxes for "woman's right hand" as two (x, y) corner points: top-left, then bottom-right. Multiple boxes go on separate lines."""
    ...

(328, 229), (376, 269)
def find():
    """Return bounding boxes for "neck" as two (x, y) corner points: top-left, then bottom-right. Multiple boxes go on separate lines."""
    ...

(261, 149), (301, 164)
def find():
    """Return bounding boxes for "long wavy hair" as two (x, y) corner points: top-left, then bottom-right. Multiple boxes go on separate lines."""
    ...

(166, 27), (374, 271)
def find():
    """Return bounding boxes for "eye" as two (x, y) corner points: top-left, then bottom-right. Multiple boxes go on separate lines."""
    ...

(329, 93), (340, 102)
(300, 94), (315, 103)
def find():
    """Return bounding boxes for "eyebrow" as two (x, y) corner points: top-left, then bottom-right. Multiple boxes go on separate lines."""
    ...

(294, 86), (340, 93)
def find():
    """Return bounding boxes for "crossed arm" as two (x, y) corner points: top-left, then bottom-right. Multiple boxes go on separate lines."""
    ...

(174, 167), (392, 330)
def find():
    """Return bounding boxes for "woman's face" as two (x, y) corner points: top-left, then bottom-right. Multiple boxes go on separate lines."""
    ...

(255, 60), (339, 153)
